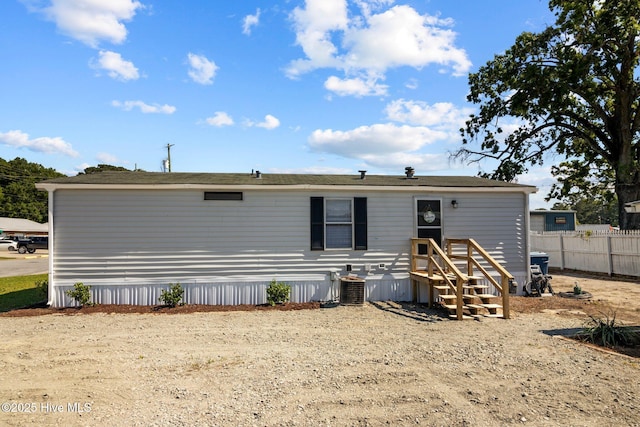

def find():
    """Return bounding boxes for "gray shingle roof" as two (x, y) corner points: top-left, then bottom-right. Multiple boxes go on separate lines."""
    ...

(0, 217), (48, 233)
(39, 171), (535, 189)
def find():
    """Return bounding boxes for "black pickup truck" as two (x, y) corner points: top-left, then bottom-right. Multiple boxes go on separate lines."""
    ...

(16, 236), (48, 254)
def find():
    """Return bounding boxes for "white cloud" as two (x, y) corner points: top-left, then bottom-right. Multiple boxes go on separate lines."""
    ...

(324, 75), (388, 97)
(287, 0), (349, 78)
(309, 123), (444, 157)
(91, 50), (139, 81)
(351, 0), (395, 18)
(206, 112), (234, 127)
(242, 8), (261, 35)
(187, 53), (218, 85)
(112, 100), (176, 114)
(247, 114), (281, 130)
(405, 78), (419, 90)
(75, 163), (92, 173)
(0, 129), (79, 157)
(287, 1), (471, 90)
(385, 99), (473, 128)
(96, 152), (119, 164)
(360, 151), (447, 170)
(342, 6), (471, 75)
(31, 0), (143, 48)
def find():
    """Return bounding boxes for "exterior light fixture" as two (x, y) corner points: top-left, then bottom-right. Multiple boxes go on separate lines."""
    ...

(451, 200), (458, 209)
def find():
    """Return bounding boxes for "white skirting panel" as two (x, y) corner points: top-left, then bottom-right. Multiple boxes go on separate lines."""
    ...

(50, 272), (525, 307)
(365, 278), (411, 301)
(52, 280), (331, 308)
(50, 276), (417, 308)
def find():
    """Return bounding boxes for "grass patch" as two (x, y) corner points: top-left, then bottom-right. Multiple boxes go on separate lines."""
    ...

(0, 274), (48, 312)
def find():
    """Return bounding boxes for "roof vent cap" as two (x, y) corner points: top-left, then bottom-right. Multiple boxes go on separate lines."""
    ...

(358, 170), (367, 179)
(404, 166), (416, 179)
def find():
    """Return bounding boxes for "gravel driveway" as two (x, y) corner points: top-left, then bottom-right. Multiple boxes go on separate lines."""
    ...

(1, 298), (638, 426)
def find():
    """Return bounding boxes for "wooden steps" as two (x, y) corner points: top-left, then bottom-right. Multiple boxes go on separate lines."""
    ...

(409, 237), (512, 320)
(427, 276), (504, 319)
(441, 302), (503, 317)
(473, 293), (498, 300)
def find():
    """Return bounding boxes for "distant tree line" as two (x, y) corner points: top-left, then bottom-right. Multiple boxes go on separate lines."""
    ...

(0, 158), (132, 223)
(0, 157), (64, 223)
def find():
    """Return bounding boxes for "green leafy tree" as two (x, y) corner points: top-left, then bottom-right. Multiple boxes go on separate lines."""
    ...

(78, 164), (131, 174)
(0, 157), (64, 222)
(457, 0), (640, 229)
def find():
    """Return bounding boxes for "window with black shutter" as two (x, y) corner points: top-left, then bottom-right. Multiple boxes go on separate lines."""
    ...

(310, 197), (367, 250)
(310, 197), (324, 250)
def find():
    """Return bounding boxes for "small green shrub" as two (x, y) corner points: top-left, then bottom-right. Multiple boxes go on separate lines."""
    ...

(581, 311), (633, 348)
(573, 284), (582, 295)
(159, 283), (184, 307)
(266, 279), (291, 306)
(65, 282), (92, 307)
(35, 278), (48, 300)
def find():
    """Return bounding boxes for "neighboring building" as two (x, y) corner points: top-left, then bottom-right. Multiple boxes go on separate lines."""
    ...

(624, 200), (640, 213)
(0, 217), (48, 237)
(37, 171), (537, 307)
(530, 210), (576, 232)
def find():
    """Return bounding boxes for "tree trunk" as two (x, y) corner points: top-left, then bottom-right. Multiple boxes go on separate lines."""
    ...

(616, 183), (640, 229)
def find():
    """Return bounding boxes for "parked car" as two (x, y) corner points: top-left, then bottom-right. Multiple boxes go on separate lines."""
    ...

(16, 236), (48, 254)
(0, 237), (18, 251)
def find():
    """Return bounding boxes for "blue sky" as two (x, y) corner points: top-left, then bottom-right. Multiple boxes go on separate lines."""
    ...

(1, 0), (557, 207)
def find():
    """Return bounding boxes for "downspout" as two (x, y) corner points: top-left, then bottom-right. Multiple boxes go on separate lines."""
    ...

(524, 191), (532, 294)
(46, 188), (54, 307)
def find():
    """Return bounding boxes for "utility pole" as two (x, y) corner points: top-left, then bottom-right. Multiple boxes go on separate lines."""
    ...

(165, 143), (174, 172)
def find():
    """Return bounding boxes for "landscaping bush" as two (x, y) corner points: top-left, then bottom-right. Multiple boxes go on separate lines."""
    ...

(159, 283), (184, 307)
(581, 311), (633, 348)
(35, 278), (48, 300)
(266, 279), (291, 306)
(65, 282), (92, 307)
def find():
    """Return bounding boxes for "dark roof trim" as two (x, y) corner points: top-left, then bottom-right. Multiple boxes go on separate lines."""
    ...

(37, 171), (536, 191)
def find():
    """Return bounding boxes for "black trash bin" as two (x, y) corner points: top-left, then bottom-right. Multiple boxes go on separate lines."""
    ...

(530, 252), (550, 275)
(340, 276), (365, 305)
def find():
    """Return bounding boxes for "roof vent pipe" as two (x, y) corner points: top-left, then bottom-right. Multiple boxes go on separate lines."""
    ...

(358, 170), (367, 179)
(404, 166), (415, 179)
(255, 170), (262, 179)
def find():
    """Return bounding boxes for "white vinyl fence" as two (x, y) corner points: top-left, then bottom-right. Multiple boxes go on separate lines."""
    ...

(530, 230), (640, 277)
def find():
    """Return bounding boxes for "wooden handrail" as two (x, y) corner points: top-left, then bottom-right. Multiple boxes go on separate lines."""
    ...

(411, 237), (513, 320)
(467, 238), (514, 280)
(445, 238), (512, 319)
(411, 238), (465, 319)
(411, 238), (466, 278)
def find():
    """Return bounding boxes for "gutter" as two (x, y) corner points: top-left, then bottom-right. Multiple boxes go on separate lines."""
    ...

(36, 182), (538, 195)
(45, 188), (54, 307)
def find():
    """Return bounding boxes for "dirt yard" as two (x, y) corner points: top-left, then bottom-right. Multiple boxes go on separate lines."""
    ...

(0, 271), (639, 426)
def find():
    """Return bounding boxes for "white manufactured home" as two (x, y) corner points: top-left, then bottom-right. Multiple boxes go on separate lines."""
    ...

(37, 170), (536, 308)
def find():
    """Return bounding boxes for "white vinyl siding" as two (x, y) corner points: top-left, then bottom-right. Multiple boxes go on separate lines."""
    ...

(48, 188), (529, 306)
